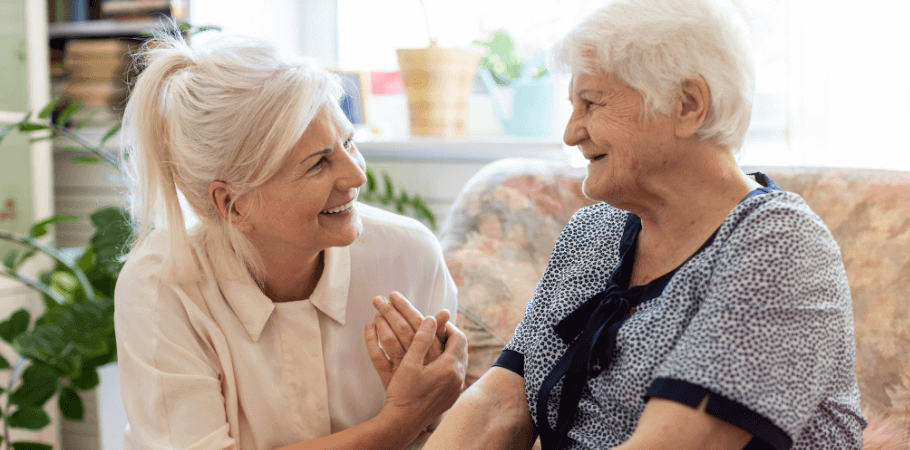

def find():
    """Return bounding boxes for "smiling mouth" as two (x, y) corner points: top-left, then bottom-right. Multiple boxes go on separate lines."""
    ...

(589, 154), (607, 162)
(321, 198), (356, 215)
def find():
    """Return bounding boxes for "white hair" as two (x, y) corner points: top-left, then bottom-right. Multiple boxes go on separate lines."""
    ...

(550, 0), (756, 151)
(120, 31), (344, 284)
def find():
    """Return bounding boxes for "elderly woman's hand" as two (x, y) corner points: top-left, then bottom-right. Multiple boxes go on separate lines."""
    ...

(366, 292), (450, 388)
(367, 315), (468, 436)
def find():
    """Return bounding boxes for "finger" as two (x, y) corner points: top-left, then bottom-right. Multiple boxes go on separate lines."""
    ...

(388, 291), (426, 331)
(364, 322), (391, 370)
(440, 322), (468, 358)
(401, 316), (437, 369)
(433, 309), (451, 342)
(373, 295), (417, 349)
(374, 314), (406, 359)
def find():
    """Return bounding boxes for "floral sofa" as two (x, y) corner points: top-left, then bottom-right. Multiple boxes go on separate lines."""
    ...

(436, 158), (910, 449)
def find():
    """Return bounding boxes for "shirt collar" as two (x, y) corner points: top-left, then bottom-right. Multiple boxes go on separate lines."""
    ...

(217, 245), (351, 342)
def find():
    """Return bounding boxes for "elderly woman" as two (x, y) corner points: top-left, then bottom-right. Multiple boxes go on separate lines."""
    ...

(422, 0), (866, 449)
(113, 31), (466, 450)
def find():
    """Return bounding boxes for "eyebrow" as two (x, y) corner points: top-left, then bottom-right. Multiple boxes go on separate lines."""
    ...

(303, 148), (332, 162)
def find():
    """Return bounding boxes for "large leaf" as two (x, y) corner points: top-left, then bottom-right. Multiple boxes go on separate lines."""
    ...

(10, 363), (59, 407)
(29, 214), (80, 239)
(58, 386), (85, 420)
(0, 309), (30, 343)
(70, 365), (100, 390)
(8, 407), (52, 430)
(89, 206), (133, 275)
(11, 442), (54, 450)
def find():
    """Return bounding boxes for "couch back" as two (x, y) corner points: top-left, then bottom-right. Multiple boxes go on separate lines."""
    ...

(439, 158), (910, 441)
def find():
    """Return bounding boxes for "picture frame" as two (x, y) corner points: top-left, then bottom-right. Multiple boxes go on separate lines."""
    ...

(330, 70), (371, 127)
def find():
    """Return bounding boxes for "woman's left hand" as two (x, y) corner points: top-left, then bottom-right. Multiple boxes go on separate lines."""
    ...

(366, 291), (452, 389)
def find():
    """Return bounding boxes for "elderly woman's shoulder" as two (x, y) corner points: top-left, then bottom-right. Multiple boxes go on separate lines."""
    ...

(566, 202), (629, 232)
(721, 191), (839, 251)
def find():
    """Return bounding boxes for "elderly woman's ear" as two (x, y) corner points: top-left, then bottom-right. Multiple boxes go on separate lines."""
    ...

(675, 76), (711, 140)
(209, 180), (254, 233)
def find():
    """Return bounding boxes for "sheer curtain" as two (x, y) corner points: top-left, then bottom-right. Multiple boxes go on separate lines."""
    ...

(336, 0), (910, 170)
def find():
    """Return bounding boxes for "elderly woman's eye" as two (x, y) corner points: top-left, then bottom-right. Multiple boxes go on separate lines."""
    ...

(343, 139), (354, 149)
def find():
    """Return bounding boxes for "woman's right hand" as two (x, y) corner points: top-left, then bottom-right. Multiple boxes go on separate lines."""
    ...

(367, 315), (467, 435)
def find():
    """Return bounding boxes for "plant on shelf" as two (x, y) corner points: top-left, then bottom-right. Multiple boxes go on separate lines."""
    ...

(473, 29), (547, 86)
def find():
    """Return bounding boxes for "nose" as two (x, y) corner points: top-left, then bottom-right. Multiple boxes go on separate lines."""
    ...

(563, 111), (588, 147)
(336, 142), (367, 191)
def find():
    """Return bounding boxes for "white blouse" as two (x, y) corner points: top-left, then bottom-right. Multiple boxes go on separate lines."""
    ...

(114, 204), (457, 450)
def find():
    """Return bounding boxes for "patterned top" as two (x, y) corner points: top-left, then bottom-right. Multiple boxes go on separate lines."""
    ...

(497, 176), (866, 449)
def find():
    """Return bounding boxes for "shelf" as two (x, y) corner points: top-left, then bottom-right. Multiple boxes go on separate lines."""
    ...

(357, 137), (570, 164)
(48, 19), (163, 39)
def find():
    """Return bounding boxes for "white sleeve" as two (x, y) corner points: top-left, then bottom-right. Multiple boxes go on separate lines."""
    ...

(115, 271), (236, 450)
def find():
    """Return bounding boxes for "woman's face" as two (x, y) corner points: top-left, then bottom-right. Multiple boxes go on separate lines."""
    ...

(238, 113), (367, 257)
(563, 73), (679, 205)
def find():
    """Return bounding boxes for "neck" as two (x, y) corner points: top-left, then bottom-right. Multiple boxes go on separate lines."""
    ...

(624, 142), (759, 282)
(257, 248), (324, 303)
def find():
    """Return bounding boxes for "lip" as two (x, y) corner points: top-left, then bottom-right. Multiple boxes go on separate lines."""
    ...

(586, 153), (607, 162)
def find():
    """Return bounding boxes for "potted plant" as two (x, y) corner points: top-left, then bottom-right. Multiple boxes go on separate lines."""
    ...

(473, 29), (558, 138)
(396, 0), (483, 137)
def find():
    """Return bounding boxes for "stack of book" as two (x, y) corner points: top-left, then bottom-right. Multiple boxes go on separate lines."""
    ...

(60, 38), (132, 126)
(100, 0), (179, 20)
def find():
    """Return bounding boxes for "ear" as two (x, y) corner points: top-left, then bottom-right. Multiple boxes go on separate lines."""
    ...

(208, 181), (254, 233)
(675, 76), (711, 139)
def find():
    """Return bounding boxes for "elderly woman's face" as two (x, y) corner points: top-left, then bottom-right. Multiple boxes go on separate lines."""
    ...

(564, 73), (679, 204)
(238, 114), (367, 256)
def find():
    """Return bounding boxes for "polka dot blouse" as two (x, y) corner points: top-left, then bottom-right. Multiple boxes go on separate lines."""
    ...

(495, 174), (866, 449)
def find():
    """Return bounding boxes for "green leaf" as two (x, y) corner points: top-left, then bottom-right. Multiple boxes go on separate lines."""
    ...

(8, 407), (52, 430)
(72, 156), (101, 164)
(366, 168), (377, 192)
(0, 309), (31, 343)
(0, 353), (9, 369)
(58, 386), (85, 420)
(89, 206), (133, 275)
(70, 365), (100, 390)
(100, 123), (122, 146)
(29, 214), (80, 239)
(3, 250), (17, 269)
(18, 123), (50, 132)
(11, 441), (54, 450)
(10, 364), (59, 407)
(37, 98), (60, 119)
(55, 101), (84, 128)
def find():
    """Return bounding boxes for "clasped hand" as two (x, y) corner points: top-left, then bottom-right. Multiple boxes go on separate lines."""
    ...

(364, 292), (467, 434)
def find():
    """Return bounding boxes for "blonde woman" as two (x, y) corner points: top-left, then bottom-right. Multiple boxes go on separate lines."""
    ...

(114, 31), (466, 450)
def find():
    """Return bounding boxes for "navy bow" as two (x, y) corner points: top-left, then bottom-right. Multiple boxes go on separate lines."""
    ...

(537, 280), (642, 449)
(536, 214), (644, 450)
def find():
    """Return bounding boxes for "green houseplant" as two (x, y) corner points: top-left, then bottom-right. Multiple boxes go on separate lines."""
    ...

(473, 29), (547, 87)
